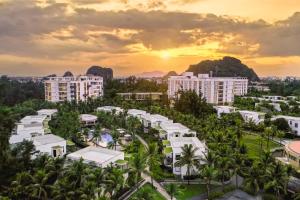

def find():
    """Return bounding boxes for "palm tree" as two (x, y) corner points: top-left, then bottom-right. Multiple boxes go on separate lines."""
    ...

(110, 127), (120, 150)
(130, 150), (147, 187)
(165, 183), (182, 200)
(10, 172), (33, 199)
(145, 143), (161, 187)
(264, 127), (273, 150)
(175, 144), (200, 184)
(217, 156), (232, 192)
(243, 163), (263, 195)
(199, 165), (217, 199)
(30, 169), (49, 200)
(232, 152), (245, 189)
(259, 151), (274, 173)
(106, 167), (126, 199)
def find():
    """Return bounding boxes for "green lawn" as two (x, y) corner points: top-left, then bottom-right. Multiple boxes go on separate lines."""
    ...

(130, 183), (166, 200)
(164, 184), (218, 200)
(242, 134), (280, 158)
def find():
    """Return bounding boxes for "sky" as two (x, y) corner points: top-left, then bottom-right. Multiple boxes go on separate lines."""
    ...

(1, 0), (300, 77)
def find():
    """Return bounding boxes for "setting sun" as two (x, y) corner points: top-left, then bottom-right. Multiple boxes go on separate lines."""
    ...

(161, 51), (171, 60)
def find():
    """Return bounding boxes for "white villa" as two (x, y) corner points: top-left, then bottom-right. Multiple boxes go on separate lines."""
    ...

(141, 114), (170, 129)
(96, 106), (124, 115)
(164, 137), (206, 177)
(80, 114), (98, 126)
(37, 109), (58, 119)
(127, 109), (147, 120)
(9, 115), (47, 144)
(214, 106), (238, 118)
(272, 115), (300, 136)
(67, 146), (125, 168)
(238, 110), (266, 125)
(33, 134), (66, 158)
(159, 121), (196, 140)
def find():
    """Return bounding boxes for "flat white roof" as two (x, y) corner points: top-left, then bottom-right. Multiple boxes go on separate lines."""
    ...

(67, 146), (123, 165)
(169, 137), (205, 149)
(33, 134), (65, 145)
(80, 114), (97, 122)
(97, 106), (123, 111)
(214, 105), (236, 109)
(239, 110), (265, 115)
(20, 115), (47, 124)
(127, 109), (147, 116)
(272, 115), (300, 121)
(37, 109), (58, 116)
(160, 122), (189, 132)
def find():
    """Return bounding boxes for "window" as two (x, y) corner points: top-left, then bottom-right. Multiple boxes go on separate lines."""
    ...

(175, 154), (181, 160)
(295, 123), (298, 128)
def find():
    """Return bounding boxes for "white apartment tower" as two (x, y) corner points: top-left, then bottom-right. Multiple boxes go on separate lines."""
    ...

(45, 75), (103, 103)
(168, 72), (248, 105)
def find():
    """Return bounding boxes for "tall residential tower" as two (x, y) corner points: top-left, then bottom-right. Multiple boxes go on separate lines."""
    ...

(168, 72), (248, 105)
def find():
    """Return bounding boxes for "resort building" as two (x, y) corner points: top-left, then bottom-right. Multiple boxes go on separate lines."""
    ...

(168, 72), (248, 105)
(9, 115), (47, 144)
(44, 75), (103, 103)
(272, 115), (300, 136)
(159, 121), (196, 139)
(67, 146), (125, 168)
(96, 106), (124, 115)
(277, 141), (300, 170)
(127, 109), (147, 120)
(213, 106), (238, 117)
(33, 134), (66, 158)
(37, 109), (58, 119)
(141, 114), (170, 129)
(262, 95), (285, 101)
(238, 110), (266, 125)
(117, 92), (163, 101)
(80, 114), (98, 126)
(163, 137), (206, 177)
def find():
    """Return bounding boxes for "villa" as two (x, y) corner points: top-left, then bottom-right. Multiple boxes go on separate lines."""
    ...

(80, 114), (98, 126)
(141, 113), (170, 129)
(67, 146), (126, 168)
(96, 106), (124, 115)
(37, 109), (58, 119)
(272, 115), (300, 136)
(127, 109), (147, 120)
(163, 137), (206, 177)
(277, 141), (300, 170)
(33, 134), (66, 158)
(9, 115), (47, 144)
(213, 106), (238, 118)
(159, 121), (196, 140)
(238, 110), (266, 125)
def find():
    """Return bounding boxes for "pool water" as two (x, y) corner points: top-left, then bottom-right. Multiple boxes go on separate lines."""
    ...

(101, 133), (113, 143)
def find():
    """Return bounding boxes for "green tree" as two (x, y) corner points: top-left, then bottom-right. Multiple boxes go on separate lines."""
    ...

(199, 165), (217, 199)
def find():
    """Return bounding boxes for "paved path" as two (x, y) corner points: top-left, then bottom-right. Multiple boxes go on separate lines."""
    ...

(135, 134), (174, 200)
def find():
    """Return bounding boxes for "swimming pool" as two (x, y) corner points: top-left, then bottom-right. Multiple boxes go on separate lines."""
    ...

(101, 133), (113, 143)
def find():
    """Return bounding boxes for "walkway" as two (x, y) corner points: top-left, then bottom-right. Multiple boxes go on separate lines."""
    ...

(136, 134), (174, 200)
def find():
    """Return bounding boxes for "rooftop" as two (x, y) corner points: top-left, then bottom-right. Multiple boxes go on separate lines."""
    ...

(239, 110), (265, 115)
(160, 122), (189, 132)
(127, 109), (147, 116)
(287, 141), (300, 155)
(20, 115), (47, 124)
(37, 109), (58, 116)
(97, 106), (123, 112)
(272, 115), (300, 121)
(33, 134), (65, 145)
(67, 146), (124, 165)
(169, 137), (206, 149)
(80, 114), (97, 122)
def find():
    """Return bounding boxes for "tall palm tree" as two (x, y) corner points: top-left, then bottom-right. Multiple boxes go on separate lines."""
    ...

(175, 144), (200, 185)
(217, 156), (232, 192)
(199, 165), (217, 200)
(243, 163), (264, 195)
(10, 172), (33, 199)
(129, 150), (147, 187)
(165, 183), (182, 200)
(145, 143), (161, 187)
(264, 127), (273, 150)
(30, 169), (50, 200)
(106, 167), (126, 199)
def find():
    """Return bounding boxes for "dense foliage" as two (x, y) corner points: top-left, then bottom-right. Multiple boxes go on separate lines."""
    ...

(187, 56), (259, 81)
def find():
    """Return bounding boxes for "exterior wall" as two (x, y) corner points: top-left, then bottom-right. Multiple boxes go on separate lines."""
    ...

(239, 111), (265, 124)
(285, 147), (300, 169)
(168, 73), (248, 105)
(45, 75), (103, 103)
(34, 140), (67, 157)
(286, 118), (300, 136)
(102, 152), (125, 168)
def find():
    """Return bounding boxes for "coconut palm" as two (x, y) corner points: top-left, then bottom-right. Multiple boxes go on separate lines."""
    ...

(129, 149), (147, 187)
(10, 172), (33, 199)
(165, 183), (182, 200)
(216, 156), (232, 192)
(243, 163), (264, 195)
(175, 144), (200, 185)
(29, 169), (50, 200)
(199, 165), (217, 199)
(145, 143), (161, 187)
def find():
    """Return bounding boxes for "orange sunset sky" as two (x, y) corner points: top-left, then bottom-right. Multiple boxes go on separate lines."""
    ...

(1, 0), (300, 77)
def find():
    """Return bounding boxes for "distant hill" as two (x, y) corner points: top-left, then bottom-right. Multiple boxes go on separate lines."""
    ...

(186, 56), (259, 81)
(163, 71), (178, 79)
(86, 66), (113, 83)
(135, 71), (165, 78)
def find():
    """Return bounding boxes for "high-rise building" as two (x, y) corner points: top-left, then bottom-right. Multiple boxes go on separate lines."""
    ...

(44, 75), (103, 103)
(168, 72), (248, 105)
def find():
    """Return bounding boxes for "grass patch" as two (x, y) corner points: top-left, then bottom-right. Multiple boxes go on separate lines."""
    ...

(130, 183), (166, 200)
(164, 184), (218, 200)
(242, 134), (280, 158)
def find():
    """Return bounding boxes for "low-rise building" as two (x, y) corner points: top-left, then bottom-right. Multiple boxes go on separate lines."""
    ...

(67, 146), (125, 168)
(80, 114), (97, 126)
(117, 92), (163, 101)
(277, 141), (300, 170)
(213, 106), (237, 117)
(96, 106), (124, 114)
(33, 134), (66, 158)
(164, 137), (206, 177)
(159, 122), (196, 139)
(141, 114), (170, 129)
(37, 109), (58, 119)
(238, 110), (265, 125)
(272, 115), (300, 136)
(262, 95), (285, 101)
(127, 109), (147, 120)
